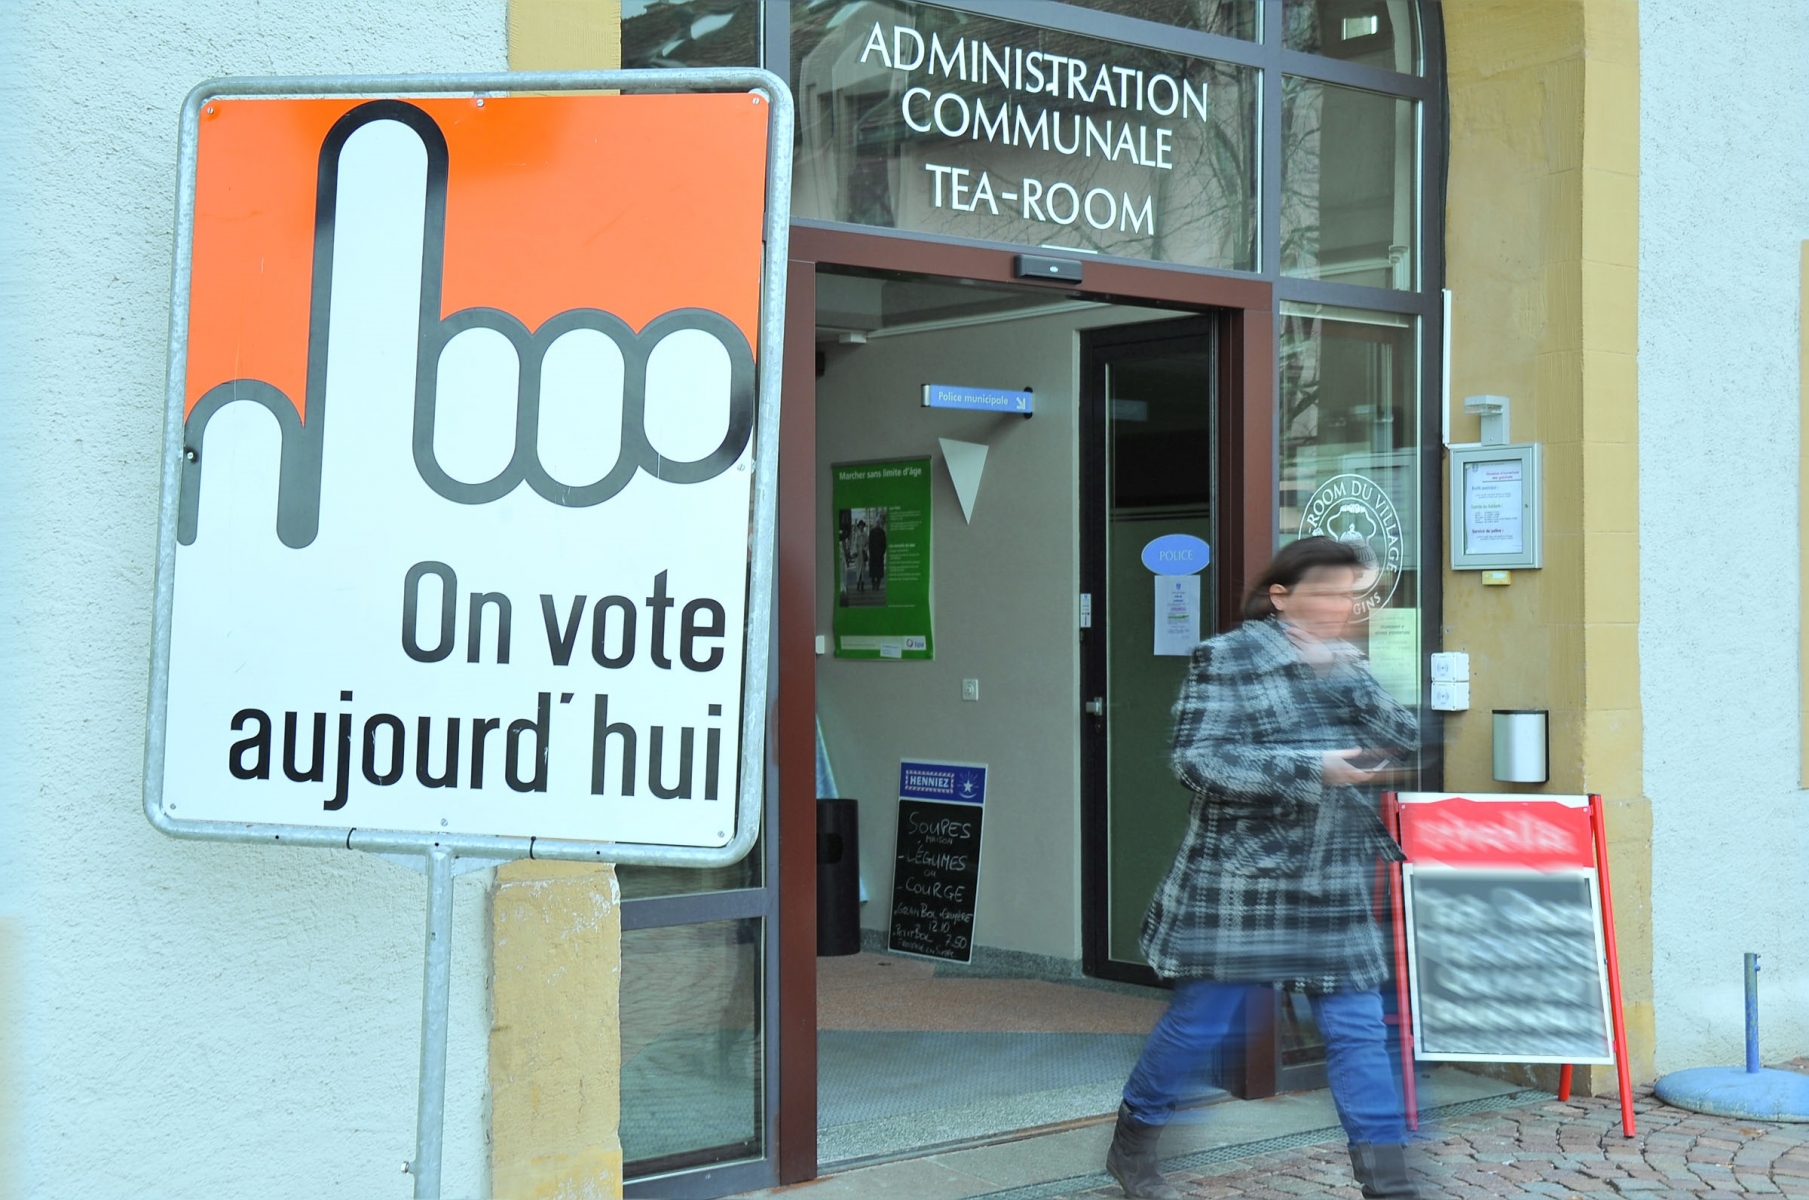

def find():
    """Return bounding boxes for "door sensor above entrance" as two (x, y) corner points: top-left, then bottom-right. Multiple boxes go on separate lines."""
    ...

(1014, 253), (1084, 283)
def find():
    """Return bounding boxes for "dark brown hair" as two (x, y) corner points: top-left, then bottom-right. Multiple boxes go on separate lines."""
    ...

(1240, 536), (1370, 621)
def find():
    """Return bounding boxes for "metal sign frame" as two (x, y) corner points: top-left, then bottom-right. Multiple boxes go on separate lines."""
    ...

(1400, 864), (1617, 1065)
(144, 69), (794, 870)
(1449, 441), (1543, 570)
(1384, 790), (1638, 1140)
(142, 69), (794, 1199)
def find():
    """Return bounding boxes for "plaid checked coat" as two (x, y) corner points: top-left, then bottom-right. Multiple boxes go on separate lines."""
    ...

(1139, 616), (1417, 993)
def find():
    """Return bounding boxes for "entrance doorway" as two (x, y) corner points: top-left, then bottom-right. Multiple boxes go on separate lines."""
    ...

(812, 266), (1185, 1166)
(773, 225), (1278, 1185)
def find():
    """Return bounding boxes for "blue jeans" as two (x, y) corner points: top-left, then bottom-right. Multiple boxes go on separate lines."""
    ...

(1122, 980), (1407, 1146)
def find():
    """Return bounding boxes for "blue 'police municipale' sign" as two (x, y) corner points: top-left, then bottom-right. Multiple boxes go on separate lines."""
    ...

(921, 383), (1035, 416)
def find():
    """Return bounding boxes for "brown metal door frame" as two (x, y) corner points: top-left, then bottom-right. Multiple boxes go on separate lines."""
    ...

(774, 223), (1277, 1183)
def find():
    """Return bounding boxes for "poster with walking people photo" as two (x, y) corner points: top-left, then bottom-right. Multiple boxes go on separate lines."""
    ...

(831, 457), (933, 659)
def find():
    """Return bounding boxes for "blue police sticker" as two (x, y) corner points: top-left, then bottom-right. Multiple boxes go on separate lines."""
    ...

(1140, 534), (1211, 576)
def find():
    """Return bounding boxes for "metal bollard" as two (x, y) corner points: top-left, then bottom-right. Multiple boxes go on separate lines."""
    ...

(1654, 948), (1809, 1121)
(1744, 952), (1760, 1075)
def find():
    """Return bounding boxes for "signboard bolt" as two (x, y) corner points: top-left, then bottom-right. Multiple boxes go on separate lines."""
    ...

(183, 448), (197, 462)
(474, 98), (484, 107)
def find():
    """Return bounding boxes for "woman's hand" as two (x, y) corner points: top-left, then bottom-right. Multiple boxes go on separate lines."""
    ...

(1322, 748), (1375, 787)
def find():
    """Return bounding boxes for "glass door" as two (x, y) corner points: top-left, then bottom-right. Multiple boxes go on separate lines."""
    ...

(1079, 314), (1318, 1099)
(1080, 317), (1218, 985)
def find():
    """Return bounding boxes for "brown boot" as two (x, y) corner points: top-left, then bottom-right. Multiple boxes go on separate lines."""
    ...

(1348, 1143), (1422, 1199)
(1105, 1104), (1180, 1199)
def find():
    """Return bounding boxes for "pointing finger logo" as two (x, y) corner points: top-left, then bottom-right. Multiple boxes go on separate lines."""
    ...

(179, 99), (757, 549)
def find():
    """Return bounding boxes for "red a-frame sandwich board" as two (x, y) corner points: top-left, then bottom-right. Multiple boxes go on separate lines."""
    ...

(1380, 791), (1636, 1138)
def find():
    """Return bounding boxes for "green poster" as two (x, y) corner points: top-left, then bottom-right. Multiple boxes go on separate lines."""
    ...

(832, 457), (933, 660)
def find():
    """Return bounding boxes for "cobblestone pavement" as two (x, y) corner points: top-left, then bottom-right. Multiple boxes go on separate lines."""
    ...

(1041, 1075), (1809, 1200)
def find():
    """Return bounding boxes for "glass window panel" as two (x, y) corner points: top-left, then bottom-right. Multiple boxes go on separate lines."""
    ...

(1074, 0), (1259, 40)
(1281, 77), (1416, 289)
(792, 1), (1258, 270)
(1278, 303), (1420, 707)
(1282, 0), (1419, 73)
(622, 0), (762, 69)
(1279, 991), (1327, 1067)
(620, 919), (764, 1175)
(616, 831), (762, 899)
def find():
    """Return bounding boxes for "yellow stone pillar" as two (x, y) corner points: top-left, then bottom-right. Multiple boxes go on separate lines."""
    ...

(1442, 0), (1654, 1092)
(488, 10), (628, 1197)
(508, 0), (622, 73)
(490, 861), (623, 1199)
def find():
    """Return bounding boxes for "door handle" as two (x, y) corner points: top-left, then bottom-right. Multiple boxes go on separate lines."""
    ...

(1084, 697), (1105, 716)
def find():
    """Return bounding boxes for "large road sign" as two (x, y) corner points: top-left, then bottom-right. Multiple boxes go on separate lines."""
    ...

(145, 72), (793, 864)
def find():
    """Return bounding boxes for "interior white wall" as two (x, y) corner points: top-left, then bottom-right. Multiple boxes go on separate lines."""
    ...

(0, 4), (507, 1197)
(1638, 0), (1809, 1072)
(814, 300), (1179, 962)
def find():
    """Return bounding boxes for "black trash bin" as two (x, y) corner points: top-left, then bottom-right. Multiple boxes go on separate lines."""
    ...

(816, 798), (861, 956)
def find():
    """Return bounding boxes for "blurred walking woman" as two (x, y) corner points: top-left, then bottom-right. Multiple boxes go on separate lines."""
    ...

(1106, 536), (1422, 1200)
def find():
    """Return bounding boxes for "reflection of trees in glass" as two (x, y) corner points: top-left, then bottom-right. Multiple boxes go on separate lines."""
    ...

(792, 0), (1256, 270)
(1280, 312), (1323, 468)
(1086, 0), (1258, 40)
(1278, 312), (1417, 566)
(1280, 76), (1325, 279)
(1281, 77), (1414, 287)
(621, 0), (760, 68)
(1281, 0), (1418, 71)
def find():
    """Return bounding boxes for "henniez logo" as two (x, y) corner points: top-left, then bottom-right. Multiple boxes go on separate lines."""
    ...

(179, 99), (757, 549)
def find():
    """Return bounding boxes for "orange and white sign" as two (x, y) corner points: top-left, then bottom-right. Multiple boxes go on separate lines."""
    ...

(149, 80), (788, 854)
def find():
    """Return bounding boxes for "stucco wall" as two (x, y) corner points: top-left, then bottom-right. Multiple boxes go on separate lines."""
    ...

(1639, 0), (1809, 1071)
(0, 3), (508, 1197)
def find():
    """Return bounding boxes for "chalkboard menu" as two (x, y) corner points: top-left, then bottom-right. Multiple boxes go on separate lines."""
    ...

(888, 760), (986, 962)
(1404, 867), (1614, 1063)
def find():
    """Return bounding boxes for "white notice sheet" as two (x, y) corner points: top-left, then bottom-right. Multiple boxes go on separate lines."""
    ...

(1464, 460), (1525, 554)
(1154, 574), (1202, 656)
(1367, 607), (1420, 707)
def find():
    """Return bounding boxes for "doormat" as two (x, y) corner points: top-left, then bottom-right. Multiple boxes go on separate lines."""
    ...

(963, 1088), (1553, 1200)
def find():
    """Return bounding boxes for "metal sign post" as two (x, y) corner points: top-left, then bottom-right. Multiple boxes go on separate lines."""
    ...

(409, 846), (454, 1198)
(146, 70), (793, 1196)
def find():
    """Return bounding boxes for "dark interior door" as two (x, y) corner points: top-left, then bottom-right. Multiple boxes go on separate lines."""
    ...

(1079, 316), (1219, 987)
(1078, 315), (1329, 1099)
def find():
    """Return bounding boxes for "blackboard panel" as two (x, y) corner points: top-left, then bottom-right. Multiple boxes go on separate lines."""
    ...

(887, 798), (982, 963)
(1406, 868), (1615, 1064)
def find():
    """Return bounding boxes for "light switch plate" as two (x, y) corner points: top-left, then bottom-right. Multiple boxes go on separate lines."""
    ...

(961, 678), (980, 701)
(1429, 651), (1470, 682)
(1429, 681), (1471, 711)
